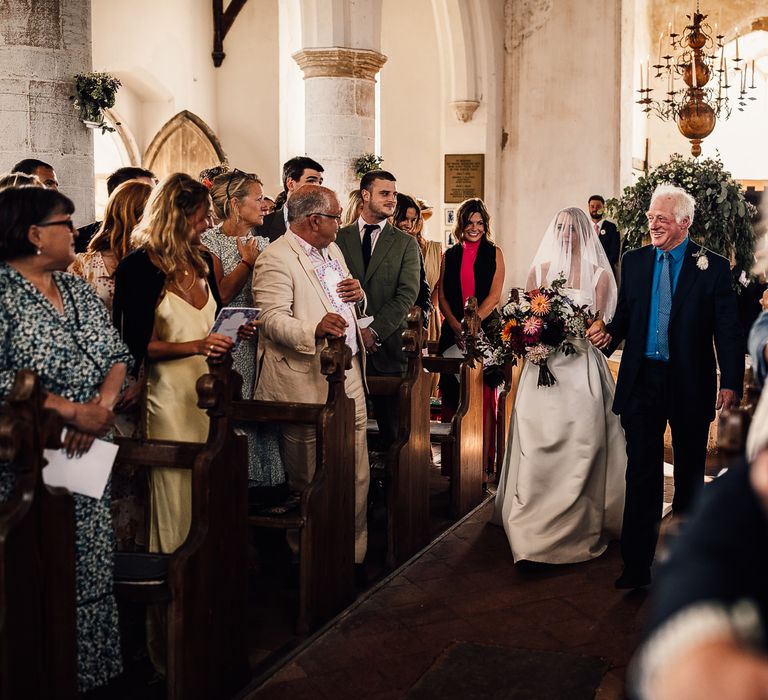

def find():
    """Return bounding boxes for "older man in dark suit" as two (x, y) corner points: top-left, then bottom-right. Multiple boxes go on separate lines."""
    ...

(588, 183), (744, 590)
(336, 170), (421, 447)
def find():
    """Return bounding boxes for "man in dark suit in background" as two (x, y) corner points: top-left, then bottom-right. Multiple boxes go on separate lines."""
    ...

(588, 194), (621, 272)
(587, 183), (743, 590)
(336, 170), (420, 448)
(254, 156), (324, 242)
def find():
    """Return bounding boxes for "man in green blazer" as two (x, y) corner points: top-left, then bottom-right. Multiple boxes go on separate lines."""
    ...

(336, 170), (421, 446)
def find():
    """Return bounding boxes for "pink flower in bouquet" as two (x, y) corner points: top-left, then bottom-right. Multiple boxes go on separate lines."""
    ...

(523, 316), (543, 336)
(529, 292), (552, 317)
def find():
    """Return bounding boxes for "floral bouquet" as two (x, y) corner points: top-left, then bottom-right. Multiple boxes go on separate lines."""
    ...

(483, 275), (597, 387)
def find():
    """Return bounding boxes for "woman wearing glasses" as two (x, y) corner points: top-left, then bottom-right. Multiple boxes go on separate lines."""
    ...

(0, 186), (132, 692)
(203, 170), (284, 493)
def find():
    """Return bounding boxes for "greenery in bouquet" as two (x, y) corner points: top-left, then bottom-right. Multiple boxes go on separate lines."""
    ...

(483, 276), (596, 387)
(353, 153), (384, 178)
(70, 72), (122, 133)
(605, 154), (756, 290)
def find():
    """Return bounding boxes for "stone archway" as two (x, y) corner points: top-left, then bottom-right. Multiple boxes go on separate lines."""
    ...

(143, 110), (227, 180)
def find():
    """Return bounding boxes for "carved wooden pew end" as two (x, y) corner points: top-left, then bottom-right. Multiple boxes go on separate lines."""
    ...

(422, 297), (485, 518)
(236, 337), (356, 634)
(365, 308), (431, 567)
(111, 354), (250, 700)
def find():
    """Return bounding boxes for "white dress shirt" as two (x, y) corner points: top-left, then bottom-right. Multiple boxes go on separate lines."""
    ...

(357, 216), (389, 253)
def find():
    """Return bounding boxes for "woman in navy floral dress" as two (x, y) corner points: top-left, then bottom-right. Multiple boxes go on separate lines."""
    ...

(0, 187), (132, 692)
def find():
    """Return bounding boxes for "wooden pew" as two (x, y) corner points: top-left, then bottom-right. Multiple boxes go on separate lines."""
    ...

(423, 297), (485, 518)
(493, 358), (523, 484)
(0, 370), (77, 700)
(717, 365), (760, 463)
(113, 354), (250, 700)
(234, 337), (356, 634)
(367, 308), (432, 567)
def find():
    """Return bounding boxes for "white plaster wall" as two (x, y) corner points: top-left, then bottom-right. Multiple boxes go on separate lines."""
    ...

(215, 0), (281, 197)
(704, 67), (768, 179)
(279, 0), (306, 184)
(628, 0), (650, 179)
(379, 0), (443, 240)
(499, 0), (627, 288)
(92, 0), (217, 156)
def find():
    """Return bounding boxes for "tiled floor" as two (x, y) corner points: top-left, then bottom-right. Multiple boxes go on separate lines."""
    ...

(243, 499), (652, 699)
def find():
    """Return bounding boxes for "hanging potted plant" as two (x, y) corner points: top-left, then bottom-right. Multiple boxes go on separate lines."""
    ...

(70, 72), (121, 133)
(353, 153), (384, 178)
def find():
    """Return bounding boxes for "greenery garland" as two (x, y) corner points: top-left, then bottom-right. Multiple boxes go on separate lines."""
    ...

(70, 72), (121, 133)
(606, 154), (757, 288)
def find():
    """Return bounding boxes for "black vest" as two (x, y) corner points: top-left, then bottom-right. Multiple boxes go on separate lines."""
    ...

(438, 238), (497, 354)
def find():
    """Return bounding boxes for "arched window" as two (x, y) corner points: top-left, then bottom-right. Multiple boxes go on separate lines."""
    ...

(143, 111), (227, 180)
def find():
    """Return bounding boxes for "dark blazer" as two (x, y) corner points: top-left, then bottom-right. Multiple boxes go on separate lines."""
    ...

(253, 209), (287, 242)
(606, 240), (744, 422)
(336, 221), (421, 374)
(76, 221), (101, 253)
(113, 248), (221, 376)
(644, 460), (768, 642)
(598, 220), (621, 269)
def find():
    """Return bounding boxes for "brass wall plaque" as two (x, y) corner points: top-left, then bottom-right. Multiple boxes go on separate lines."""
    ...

(444, 154), (485, 203)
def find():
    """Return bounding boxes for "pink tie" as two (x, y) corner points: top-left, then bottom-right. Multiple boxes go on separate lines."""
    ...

(594, 222), (601, 236)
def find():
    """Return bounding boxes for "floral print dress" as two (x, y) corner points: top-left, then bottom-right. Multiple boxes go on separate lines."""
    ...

(201, 226), (284, 486)
(0, 264), (132, 692)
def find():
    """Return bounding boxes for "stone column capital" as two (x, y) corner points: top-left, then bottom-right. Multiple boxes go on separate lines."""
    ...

(292, 47), (387, 80)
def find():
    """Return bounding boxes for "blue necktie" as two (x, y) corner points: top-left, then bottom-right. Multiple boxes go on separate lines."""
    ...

(657, 252), (672, 359)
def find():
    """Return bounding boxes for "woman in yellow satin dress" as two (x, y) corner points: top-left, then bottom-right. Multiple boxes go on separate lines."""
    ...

(113, 173), (257, 552)
(114, 173), (261, 672)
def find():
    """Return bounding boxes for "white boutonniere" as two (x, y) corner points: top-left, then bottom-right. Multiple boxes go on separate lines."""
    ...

(693, 249), (709, 271)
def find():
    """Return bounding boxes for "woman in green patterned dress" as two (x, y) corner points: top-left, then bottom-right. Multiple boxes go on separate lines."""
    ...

(0, 186), (132, 692)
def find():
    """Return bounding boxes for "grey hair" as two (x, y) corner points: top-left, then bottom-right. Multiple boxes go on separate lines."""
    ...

(286, 185), (336, 222)
(651, 183), (695, 226)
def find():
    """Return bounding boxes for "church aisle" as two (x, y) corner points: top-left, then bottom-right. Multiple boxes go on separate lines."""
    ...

(243, 500), (650, 699)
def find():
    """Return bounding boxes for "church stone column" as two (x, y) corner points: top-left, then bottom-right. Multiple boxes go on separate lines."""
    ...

(0, 0), (95, 225)
(293, 47), (387, 197)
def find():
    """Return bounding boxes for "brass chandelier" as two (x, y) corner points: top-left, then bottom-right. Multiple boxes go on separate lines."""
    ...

(637, 1), (758, 157)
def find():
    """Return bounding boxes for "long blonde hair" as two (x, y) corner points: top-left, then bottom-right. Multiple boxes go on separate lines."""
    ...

(87, 180), (151, 262)
(131, 173), (210, 277)
(342, 190), (363, 227)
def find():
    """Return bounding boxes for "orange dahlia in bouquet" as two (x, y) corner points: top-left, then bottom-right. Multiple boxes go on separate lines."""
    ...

(482, 275), (597, 387)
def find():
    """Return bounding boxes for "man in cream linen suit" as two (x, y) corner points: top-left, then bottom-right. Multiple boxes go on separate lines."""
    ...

(252, 185), (369, 564)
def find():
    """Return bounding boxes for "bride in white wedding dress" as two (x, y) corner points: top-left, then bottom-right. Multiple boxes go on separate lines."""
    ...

(493, 207), (626, 564)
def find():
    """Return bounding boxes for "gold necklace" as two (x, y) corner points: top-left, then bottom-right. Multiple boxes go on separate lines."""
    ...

(174, 267), (196, 293)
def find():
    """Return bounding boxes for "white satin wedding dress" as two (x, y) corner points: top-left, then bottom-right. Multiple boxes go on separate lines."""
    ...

(493, 286), (626, 564)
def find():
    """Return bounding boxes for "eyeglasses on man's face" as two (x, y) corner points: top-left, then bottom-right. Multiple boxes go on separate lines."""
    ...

(310, 212), (342, 223)
(36, 218), (75, 233)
